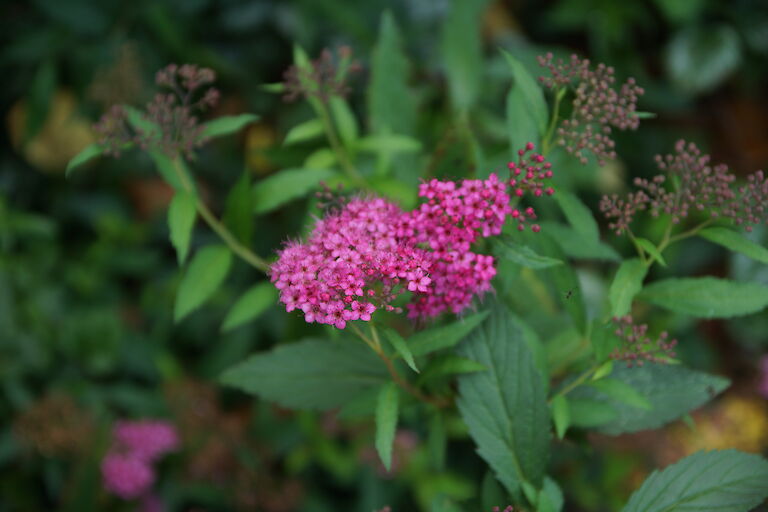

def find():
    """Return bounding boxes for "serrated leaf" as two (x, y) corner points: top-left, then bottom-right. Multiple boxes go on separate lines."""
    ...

(329, 96), (358, 147)
(221, 338), (388, 410)
(699, 226), (768, 265)
(635, 237), (667, 267)
(441, 0), (486, 111)
(382, 328), (418, 373)
(570, 363), (729, 435)
(622, 450), (768, 512)
(252, 168), (335, 214)
(494, 238), (564, 269)
(369, 12), (417, 137)
(221, 282), (277, 332)
(283, 118), (324, 146)
(555, 191), (599, 241)
(174, 245), (232, 321)
(609, 259), (648, 317)
(639, 277), (768, 318)
(375, 382), (399, 472)
(585, 378), (651, 410)
(66, 143), (105, 177)
(200, 113), (259, 139)
(551, 395), (570, 439)
(408, 311), (490, 357)
(355, 134), (421, 154)
(456, 303), (550, 499)
(541, 222), (620, 261)
(168, 191), (197, 265)
(502, 49), (548, 153)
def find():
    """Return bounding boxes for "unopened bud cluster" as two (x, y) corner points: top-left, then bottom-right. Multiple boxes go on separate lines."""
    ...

(538, 53), (644, 165)
(282, 47), (360, 103)
(600, 140), (768, 234)
(610, 315), (677, 367)
(94, 64), (220, 159)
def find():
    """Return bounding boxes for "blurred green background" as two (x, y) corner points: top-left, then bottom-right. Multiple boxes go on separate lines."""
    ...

(1, 0), (767, 510)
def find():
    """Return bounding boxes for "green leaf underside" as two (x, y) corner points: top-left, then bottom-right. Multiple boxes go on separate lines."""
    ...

(609, 258), (648, 317)
(569, 364), (729, 435)
(408, 311), (490, 357)
(200, 113), (259, 139)
(375, 382), (399, 472)
(456, 303), (550, 499)
(639, 277), (768, 318)
(494, 238), (563, 269)
(168, 191), (197, 265)
(174, 245), (232, 321)
(221, 282), (277, 332)
(220, 338), (389, 410)
(283, 118), (324, 145)
(252, 168), (335, 214)
(502, 49), (548, 153)
(66, 143), (104, 176)
(383, 328), (418, 372)
(699, 226), (768, 265)
(622, 450), (768, 512)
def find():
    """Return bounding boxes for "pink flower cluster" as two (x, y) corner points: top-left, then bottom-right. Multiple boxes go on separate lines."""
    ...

(101, 420), (179, 501)
(270, 144), (555, 327)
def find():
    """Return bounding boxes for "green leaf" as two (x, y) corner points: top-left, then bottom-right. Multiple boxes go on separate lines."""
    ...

(591, 320), (622, 361)
(570, 363), (729, 435)
(418, 355), (487, 384)
(261, 82), (285, 93)
(699, 226), (768, 265)
(355, 134), (422, 154)
(283, 118), (324, 145)
(440, 0), (487, 110)
(551, 395), (570, 439)
(456, 303), (550, 499)
(329, 96), (359, 147)
(494, 238), (564, 269)
(481, 471), (507, 512)
(538, 477), (564, 512)
(123, 105), (161, 141)
(223, 171), (254, 245)
(221, 282), (277, 332)
(382, 328), (418, 373)
(221, 338), (389, 410)
(147, 150), (185, 190)
(369, 11), (417, 136)
(555, 191), (599, 241)
(375, 382), (399, 472)
(408, 311), (490, 357)
(24, 59), (56, 143)
(430, 496), (465, 512)
(428, 412), (447, 471)
(252, 168), (335, 214)
(609, 259), (648, 317)
(591, 360), (614, 381)
(66, 143), (104, 177)
(635, 237), (667, 267)
(585, 378), (651, 410)
(639, 277), (768, 318)
(622, 450), (768, 512)
(303, 148), (336, 169)
(174, 245), (232, 321)
(567, 398), (618, 428)
(540, 222), (620, 261)
(200, 113), (259, 139)
(535, 231), (587, 333)
(666, 25), (741, 94)
(502, 49), (548, 153)
(168, 191), (197, 265)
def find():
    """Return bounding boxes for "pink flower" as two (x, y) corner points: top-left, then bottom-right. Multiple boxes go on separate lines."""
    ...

(101, 452), (155, 499)
(113, 420), (179, 462)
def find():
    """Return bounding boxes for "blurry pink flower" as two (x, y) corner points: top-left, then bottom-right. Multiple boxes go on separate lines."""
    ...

(101, 452), (155, 499)
(113, 420), (179, 462)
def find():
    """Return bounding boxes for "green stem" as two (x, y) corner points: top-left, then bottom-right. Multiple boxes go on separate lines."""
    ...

(542, 87), (566, 156)
(548, 362), (601, 404)
(171, 157), (270, 273)
(314, 101), (367, 188)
